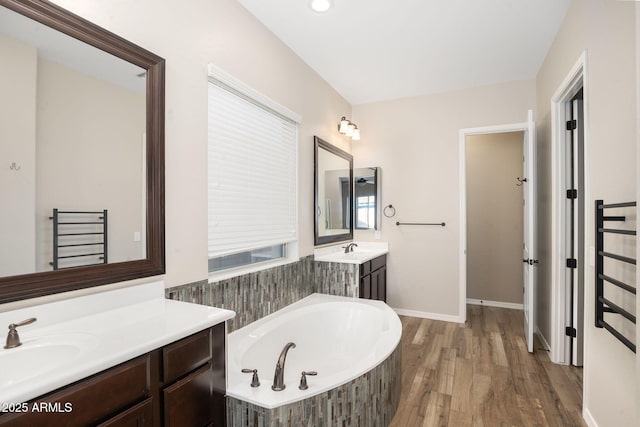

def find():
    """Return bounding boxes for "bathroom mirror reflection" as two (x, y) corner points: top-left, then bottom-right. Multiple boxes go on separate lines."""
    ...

(0, 0), (165, 303)
(1, 4), (147, 277)
(314, 136), (353, 246)
(354, 167), (381, 230)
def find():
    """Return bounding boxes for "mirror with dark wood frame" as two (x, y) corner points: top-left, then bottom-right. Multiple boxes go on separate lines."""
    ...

(314, 136), (353, 246)
(0, 0), (165, 304)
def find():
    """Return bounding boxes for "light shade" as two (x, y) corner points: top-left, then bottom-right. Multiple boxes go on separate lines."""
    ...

(339, 116), (350, 133)
(310, 0), (332, 13)
(346, 123), (355, 137)
(352, 126), (360, 140)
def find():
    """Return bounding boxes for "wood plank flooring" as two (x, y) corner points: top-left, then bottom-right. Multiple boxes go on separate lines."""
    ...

(390, 305), (585, 427)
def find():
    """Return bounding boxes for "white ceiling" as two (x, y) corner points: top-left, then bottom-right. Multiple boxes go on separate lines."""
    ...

(237, 0), (572, 105)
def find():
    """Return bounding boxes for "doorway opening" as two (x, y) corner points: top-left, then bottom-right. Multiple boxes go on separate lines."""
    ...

(459, 110), (536, 354)
(465, 131), (525, 310)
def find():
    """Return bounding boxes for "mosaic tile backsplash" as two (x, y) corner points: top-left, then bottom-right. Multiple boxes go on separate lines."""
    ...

(166, 256), (316, 332)
(166, 256), (365, 331)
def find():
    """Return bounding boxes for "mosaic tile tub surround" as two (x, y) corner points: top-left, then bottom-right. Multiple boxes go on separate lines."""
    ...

(227, 343), (402, 426)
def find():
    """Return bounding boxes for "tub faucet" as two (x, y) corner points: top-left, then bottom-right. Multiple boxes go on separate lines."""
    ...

(272, 342), (296, 391)
(343, 243), (358, 253)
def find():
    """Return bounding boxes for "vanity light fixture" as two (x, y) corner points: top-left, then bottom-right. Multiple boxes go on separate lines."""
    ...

(310, 0), (333, 13)
(338, 116), (360, 140)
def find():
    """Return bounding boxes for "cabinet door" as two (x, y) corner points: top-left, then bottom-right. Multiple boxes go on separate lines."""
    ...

(377, 265), (387, 302)
(163, 363), (213, 427)
(360, 275), (371, 299)
(371, 270), (379, 300)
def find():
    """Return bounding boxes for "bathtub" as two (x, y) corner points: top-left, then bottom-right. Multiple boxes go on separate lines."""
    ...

(226, 293), (402, 413)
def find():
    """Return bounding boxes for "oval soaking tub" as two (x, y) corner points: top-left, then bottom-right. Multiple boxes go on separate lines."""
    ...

(227, 293), (402, 426)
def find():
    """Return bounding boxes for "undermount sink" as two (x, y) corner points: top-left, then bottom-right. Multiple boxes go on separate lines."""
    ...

(0, 334), (99, 388)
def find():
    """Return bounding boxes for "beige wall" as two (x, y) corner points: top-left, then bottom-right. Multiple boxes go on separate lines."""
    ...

(466, 132), (524, 305)
(536, 0), (637, 425)
(353, 79), (535, 319)
(36, 59), (145, 270)
(0, 35), (37, 277)
(41, 0), (351, 291)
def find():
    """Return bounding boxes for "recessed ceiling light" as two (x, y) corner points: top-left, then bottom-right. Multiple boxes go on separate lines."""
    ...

(310, 0), (333, 13)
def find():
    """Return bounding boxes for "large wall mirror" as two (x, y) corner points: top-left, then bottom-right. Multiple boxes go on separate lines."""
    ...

(314, 136), (353, 246)
(0, 0), (165, 303)
(354, 167), (381, 230)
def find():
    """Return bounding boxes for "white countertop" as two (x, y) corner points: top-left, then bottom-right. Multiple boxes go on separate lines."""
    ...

(0, 281), (235, 405)
(313, 241), (389, 264)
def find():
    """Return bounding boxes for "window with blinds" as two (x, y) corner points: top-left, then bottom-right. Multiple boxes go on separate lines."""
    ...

(207, 75), (298, 274)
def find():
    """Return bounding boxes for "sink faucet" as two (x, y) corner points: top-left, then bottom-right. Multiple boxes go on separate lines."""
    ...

(4, 318), (37, 349)
(343, 243), (358, 253)
(272, 342), (296, 391)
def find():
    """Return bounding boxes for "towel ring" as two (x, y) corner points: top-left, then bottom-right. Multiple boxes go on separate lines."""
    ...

(383, 204), (396, 218)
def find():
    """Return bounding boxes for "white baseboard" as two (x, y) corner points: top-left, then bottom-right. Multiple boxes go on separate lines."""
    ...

(466, 298), (523, 310)
(536, 326), (551, 351)
(393, 307), (464, 324)
(582, 408), (598, 427)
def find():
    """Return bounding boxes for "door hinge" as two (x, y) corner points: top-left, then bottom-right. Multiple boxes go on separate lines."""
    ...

(566, 258), (577, 269)
(566, 189), (578, 199)
(565, 326), (577, 338)
(566, 120), (577, 131)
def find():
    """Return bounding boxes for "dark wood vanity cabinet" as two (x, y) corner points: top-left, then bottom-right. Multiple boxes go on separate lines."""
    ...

(161, 326), (226, 427)
(0, 323), (226, 427)
(359, 254), (387, 302)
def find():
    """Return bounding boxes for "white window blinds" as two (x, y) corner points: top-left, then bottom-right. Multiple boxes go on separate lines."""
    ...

(207, 80), (298, 259)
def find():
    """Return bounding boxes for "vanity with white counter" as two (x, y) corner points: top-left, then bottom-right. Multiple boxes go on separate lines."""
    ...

(0, 281), (235, 426)
(314, 242), (389, 302)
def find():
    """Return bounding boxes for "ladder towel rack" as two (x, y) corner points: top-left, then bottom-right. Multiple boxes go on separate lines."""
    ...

(595, 200), (636, 353)
(49, 209), (108, 270)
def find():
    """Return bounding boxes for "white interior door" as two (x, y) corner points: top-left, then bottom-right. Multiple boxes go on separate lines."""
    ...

(523, 109), (537, 353)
